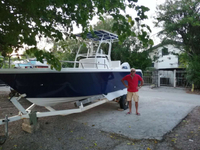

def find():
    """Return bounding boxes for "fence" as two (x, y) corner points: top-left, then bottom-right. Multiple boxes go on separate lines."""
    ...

(176, 70), (187, 87)
(143, 70), (158, 87)
(143, 69), (187, 87)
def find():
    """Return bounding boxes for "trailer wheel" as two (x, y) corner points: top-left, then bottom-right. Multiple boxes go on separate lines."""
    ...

(0, 136), (6, 145)
(119, 95), (128, 110)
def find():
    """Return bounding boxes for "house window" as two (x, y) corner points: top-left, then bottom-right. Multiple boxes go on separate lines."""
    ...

(162, 47), (169, 56)
(152, 63), (154, 67)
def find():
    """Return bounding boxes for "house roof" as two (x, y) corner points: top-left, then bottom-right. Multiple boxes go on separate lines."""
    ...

(148, 40), (183, 52)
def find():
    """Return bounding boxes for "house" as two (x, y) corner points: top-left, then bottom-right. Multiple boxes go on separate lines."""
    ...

(148, 44), (186, 87)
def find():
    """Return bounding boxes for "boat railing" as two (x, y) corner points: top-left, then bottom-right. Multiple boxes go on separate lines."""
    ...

(60, 60), (109, 69)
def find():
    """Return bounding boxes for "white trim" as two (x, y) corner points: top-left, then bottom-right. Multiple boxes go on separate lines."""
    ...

(103, 88), (127, 100)
(26, 89), (128, 106)
(27, 95), (101, 106)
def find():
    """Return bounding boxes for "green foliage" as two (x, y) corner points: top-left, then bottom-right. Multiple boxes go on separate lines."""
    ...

(0, 54), (28, 69)
(26, 48), (61, 70)
(93, 17), (114, 32)
(0, 0), (152, 70)
(0, 56), (3, 68)
(178, 52), (189, 68)
(179, 53), (200, 88)
(155, 0), (200, 56)
(111, 39), (152, 71)
(186, 55), (200, 88)
(51, 38), (81, 68)
(155, 0), (200, 88)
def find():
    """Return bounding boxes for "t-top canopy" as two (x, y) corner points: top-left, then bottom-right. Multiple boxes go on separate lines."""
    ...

(75, 30), (118, 41)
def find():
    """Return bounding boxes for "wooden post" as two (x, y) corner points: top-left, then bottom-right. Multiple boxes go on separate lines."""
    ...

(174, 69), (176, 87)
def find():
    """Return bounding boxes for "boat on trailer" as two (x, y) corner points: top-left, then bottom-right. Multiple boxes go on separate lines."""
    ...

(0, 30), (142, 106)
(0, 30), (142, 142)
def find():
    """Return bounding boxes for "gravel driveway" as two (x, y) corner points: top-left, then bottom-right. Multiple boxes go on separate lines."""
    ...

(0, 86), (200, 150)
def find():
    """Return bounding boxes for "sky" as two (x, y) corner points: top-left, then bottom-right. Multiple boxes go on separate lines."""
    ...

(35, 0), (166, 53)
(135, 0), (166, 45)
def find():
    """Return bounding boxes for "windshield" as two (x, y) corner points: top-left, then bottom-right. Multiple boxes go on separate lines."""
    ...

(78, 42), (109, 58)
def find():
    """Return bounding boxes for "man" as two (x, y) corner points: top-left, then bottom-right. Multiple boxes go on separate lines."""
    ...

(121, 68), (144, 115)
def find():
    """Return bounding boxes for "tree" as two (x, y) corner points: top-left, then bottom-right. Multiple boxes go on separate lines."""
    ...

(93, 17), (153, 71)
(155, 0), (200, 56)
(50, 38), (81, 68)
(93, 17), (114, 32)
(111, 37), (152, 71)
(186, 55), (200, 88)
(0, 56), (3, 68)
(155, 0), (200, 88)
(0, 0), (152, 70)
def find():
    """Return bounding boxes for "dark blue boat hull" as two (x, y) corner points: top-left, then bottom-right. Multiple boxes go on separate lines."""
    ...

(0, 71), (142, 98)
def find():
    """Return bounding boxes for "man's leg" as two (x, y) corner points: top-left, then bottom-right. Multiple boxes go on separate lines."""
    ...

(133, 92), (140, 115)
(128, 101), (132, 113)
(135, 102), (139, 115)
(126, 92), (132, 114)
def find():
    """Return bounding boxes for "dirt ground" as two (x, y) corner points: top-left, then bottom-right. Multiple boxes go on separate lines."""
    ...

(186, 89), (200, 95)
(0, 91), (200, 150)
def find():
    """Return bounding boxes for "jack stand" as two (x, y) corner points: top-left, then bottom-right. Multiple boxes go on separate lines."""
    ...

(22, 111), (39, 133)
(0, 115), (9, 145)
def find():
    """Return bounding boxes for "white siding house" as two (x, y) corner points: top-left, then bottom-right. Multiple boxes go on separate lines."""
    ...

(149, 44), (183, 87)
(150, 44), (181, 69)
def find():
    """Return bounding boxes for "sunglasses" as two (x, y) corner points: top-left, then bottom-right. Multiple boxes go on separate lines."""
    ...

(131, 71), (135, 72)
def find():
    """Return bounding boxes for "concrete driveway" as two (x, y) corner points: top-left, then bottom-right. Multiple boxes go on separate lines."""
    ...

(67, 86), (200, 140)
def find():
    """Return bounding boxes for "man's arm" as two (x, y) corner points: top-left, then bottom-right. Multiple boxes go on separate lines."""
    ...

(121, 79), (128, 88)
(140, 79), (144, 87)
(138, 79), (144, 89)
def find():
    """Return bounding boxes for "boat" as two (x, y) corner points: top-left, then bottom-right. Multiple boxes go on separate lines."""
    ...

(0, 30), (143, 141)
(14, 58), (50, 69)
(0, 30), (142, 107)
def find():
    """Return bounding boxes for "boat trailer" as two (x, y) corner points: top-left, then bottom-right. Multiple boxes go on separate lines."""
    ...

(0, 94), (109, 145)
